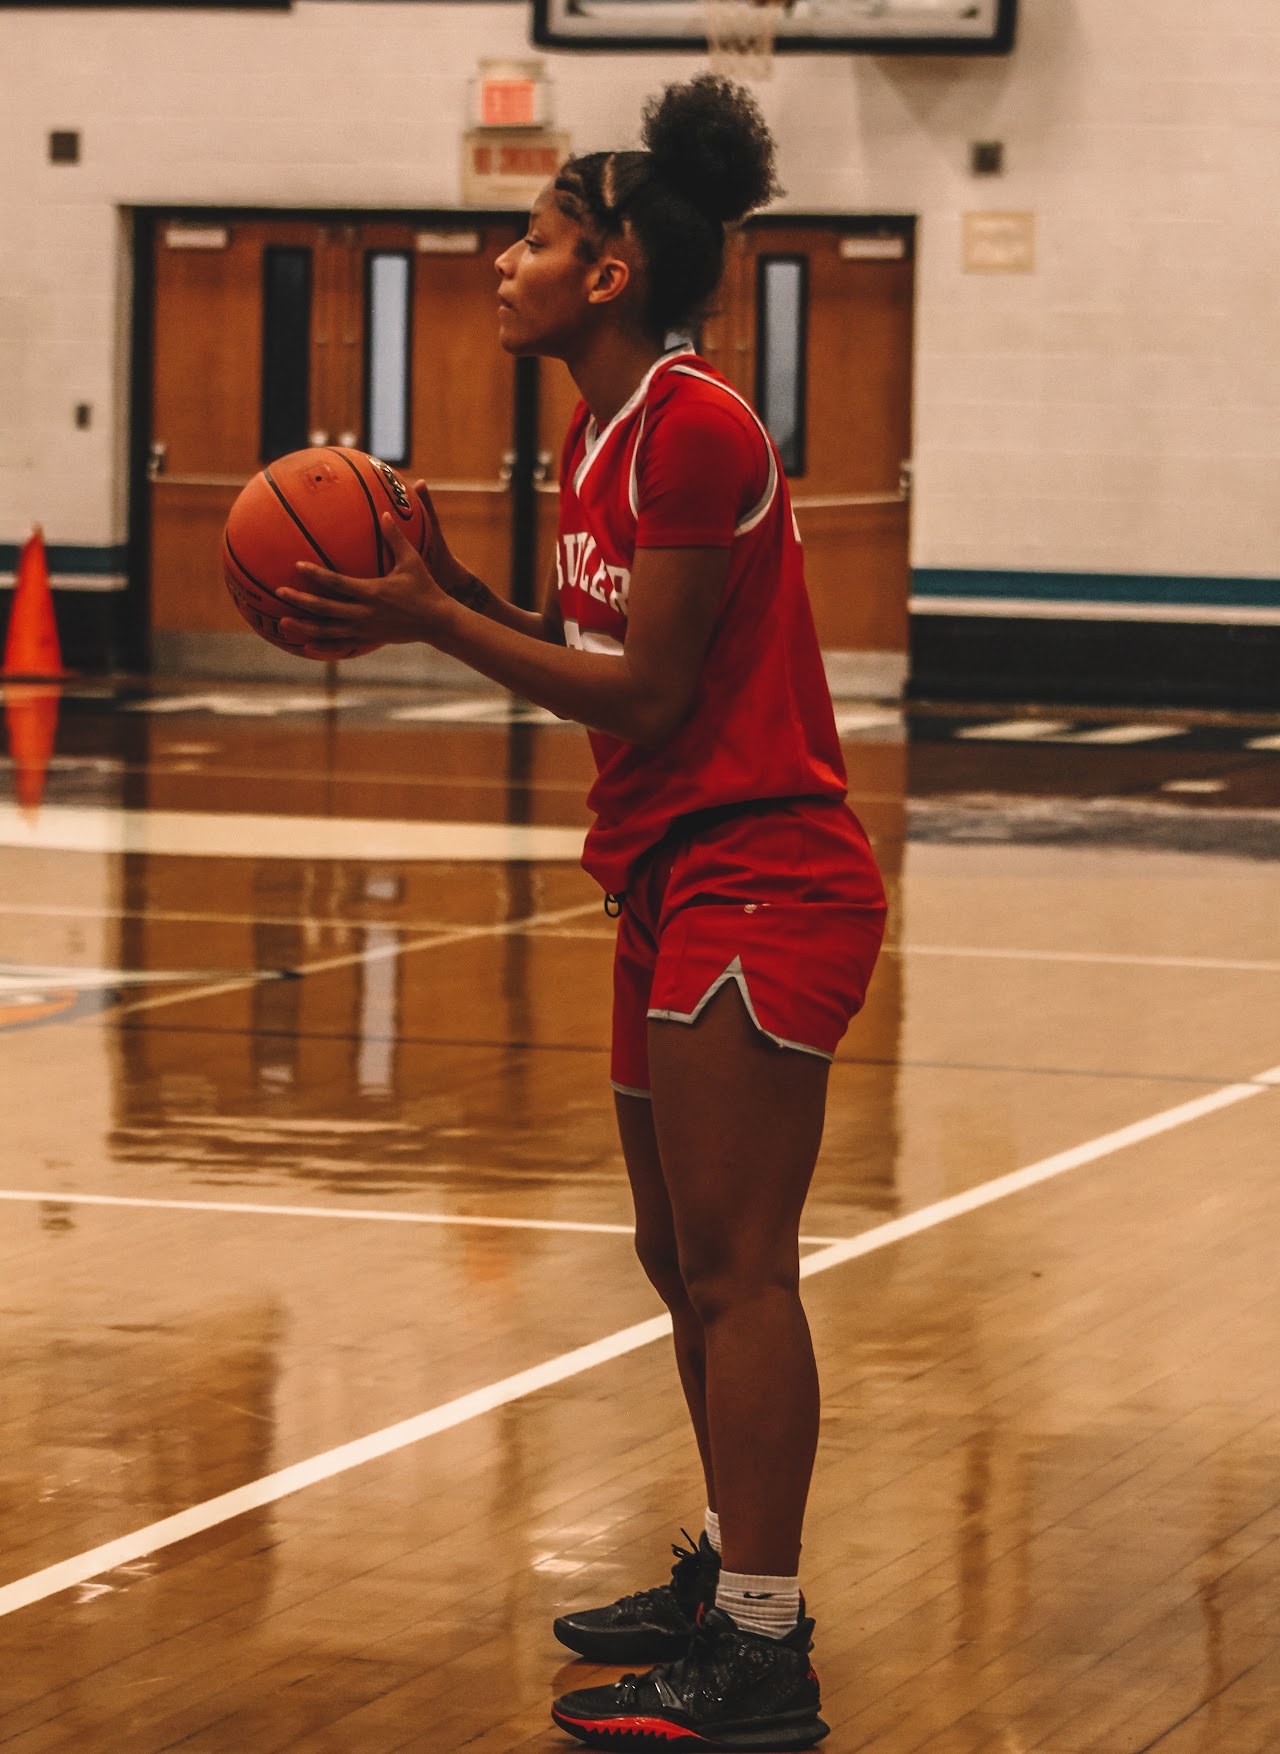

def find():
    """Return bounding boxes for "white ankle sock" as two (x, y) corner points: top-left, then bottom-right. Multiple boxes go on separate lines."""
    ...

(715, 1568), (801, 1639)
(703, 1507), (722, 1555)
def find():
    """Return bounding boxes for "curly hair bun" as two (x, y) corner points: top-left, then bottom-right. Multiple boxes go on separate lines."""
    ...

(641, 75), (780, 225)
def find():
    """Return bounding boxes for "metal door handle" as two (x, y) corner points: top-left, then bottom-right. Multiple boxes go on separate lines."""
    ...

(150, 471), (253, 488)
(428, 450), (515, 494)
(534, 449), (559, 494)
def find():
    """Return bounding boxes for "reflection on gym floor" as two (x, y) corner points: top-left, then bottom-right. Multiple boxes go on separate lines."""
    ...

(2, 679), (1279, 1752)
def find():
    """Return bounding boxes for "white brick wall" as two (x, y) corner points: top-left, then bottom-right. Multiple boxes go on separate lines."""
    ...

(1, 0), (1277, 580)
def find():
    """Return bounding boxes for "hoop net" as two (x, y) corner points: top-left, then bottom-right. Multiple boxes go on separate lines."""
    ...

(699, 0), (783, 79)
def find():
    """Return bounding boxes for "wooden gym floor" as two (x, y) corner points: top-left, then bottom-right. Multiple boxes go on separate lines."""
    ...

(2, 680), (1280, 1753)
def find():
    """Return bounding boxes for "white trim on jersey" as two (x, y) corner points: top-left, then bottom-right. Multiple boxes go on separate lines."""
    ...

(627, 404), (647, 522)
(562, 616), (626, 657)
(667, 365), (780, 537)
(573, 346), (695, 499)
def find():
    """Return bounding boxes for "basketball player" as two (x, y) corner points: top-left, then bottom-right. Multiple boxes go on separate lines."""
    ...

(277, 75), (885, 1753)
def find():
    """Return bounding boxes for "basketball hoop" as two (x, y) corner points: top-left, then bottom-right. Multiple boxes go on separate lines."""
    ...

(699, 0), (785, 79)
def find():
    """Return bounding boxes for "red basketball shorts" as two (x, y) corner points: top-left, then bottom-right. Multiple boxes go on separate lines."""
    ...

(610, 797), (887, 1097)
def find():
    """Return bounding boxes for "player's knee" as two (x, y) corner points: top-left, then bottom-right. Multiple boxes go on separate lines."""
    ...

(633, 1228), (688, 1310)
(678, 1248), (799, 1326)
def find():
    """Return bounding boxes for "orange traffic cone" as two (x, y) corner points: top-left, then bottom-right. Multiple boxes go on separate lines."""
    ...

(4, 683), (62, 816)
(3, 527), (72, 680)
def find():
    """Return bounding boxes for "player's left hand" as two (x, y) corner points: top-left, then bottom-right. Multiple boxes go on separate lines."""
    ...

(275, 513), (457, 656)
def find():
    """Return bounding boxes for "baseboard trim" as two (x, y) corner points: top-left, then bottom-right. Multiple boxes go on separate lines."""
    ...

(910, 614), (1280, 710)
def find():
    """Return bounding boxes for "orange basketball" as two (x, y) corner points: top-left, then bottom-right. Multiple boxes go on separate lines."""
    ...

(222, 446), (429, 656)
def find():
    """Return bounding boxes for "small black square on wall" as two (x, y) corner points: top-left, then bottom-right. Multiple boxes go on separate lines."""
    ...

(970, 141), (1004, 176)
(49, 131), (81, 164)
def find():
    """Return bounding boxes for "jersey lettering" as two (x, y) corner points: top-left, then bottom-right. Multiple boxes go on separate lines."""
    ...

(558, 528), (630, 624)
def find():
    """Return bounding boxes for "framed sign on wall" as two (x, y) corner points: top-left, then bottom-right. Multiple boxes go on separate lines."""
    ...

(532, 0), (1016, 55)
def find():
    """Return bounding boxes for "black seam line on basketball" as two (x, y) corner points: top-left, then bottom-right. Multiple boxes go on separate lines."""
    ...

(326, 446), (389, 574)
(262, 466), (340, 573)
(223, 532), (281, 607)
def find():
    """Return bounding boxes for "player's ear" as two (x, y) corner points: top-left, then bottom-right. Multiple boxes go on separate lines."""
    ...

(587, 252), (631, 307)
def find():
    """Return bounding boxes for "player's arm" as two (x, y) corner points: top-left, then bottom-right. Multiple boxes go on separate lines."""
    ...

(444, 558), (562, 644)
(415, 481), (561, 643)
(277, 529), (725, 746)
(432, 544), (726, 742)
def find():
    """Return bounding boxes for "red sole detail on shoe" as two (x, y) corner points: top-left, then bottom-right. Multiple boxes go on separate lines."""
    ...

(553, 1713), (705, 1742)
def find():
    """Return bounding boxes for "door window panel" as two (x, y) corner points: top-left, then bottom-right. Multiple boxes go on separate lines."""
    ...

(261, 246), (312, 462)
(755, 255), (807, 476)
(365, 251), (413, 464)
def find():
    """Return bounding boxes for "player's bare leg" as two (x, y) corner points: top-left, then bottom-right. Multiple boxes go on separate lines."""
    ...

(648, 980), (828, 1580)
(616, 1091), (716, 1508)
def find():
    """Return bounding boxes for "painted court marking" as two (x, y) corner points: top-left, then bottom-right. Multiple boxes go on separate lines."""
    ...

(532, 933), (1280, 976)
(900, 943), (1280, 976)
(5, 904), (1278, 975)
(1, 1060), (1276, 1622)
(0, 804), (586, 863)
(98, 899), (602, 1022)
(0, 1187), (842, 1247)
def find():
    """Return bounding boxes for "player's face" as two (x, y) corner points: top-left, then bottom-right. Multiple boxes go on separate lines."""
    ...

(494, 188), (608, 358)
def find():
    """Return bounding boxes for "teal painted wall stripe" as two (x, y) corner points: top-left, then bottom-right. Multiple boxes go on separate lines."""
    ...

(4, 550), (1278, 611)
(0, 543), (128, 577)
(913, 568), (1280, 609)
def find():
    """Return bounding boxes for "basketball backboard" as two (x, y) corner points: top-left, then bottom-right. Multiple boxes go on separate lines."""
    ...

(532, 0), (1016, 55)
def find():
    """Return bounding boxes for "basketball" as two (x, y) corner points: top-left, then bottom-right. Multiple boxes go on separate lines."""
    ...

(222, 446), (430, 655)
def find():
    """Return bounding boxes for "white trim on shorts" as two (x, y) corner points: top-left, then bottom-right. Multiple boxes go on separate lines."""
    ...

(610, 1081), (653, 1100)
(613, 956), (834, 1094)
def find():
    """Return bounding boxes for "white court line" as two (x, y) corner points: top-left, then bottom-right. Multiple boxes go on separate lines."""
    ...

(832, 708), (902, 736)
(0, 804), (586, 863)
(0, 902), (466, 932)
(391, 698), (561, 726)
(1051, 724), (1184, 746)
(2, 1060), (1276, 1622)
(898, 943), (1280, 975)
(10, 905), (1277, 974)
(533, 931), (1280, 976)
(954, 719), (1075, 741)
(0, 1186), (841, 1246)
(123, 692), (373, 717)
(98, 899), (602, 1022)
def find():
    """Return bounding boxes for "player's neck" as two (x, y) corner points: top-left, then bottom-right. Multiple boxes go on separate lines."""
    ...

(567, 329), (667, 429)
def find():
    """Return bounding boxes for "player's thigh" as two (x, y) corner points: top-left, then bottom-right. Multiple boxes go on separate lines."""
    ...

(647, 981), (829, 1293)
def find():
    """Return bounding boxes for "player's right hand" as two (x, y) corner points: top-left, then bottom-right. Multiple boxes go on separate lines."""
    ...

(413, 480), (470, 601)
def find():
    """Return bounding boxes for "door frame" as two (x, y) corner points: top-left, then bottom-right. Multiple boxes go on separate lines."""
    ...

(126, 204), (535, 673)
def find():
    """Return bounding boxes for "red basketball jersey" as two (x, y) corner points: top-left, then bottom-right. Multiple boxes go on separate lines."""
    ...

(556, 349), (853, 895)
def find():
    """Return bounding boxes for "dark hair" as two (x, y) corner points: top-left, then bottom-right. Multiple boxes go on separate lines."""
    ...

(554, 75), (780, 336)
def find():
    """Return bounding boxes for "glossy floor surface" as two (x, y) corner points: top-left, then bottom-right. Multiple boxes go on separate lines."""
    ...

(2, 679), (1280, 1753)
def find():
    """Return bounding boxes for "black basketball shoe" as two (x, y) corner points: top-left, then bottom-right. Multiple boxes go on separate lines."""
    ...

(550, 1605), (829, 1750)
(552, 1530), (720, 1664)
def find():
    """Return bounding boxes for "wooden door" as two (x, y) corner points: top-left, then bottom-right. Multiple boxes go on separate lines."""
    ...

(704, 222), (915, 659)
(534, 357), (582, 603)
(148, 216), (522, 656)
